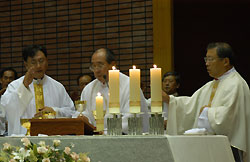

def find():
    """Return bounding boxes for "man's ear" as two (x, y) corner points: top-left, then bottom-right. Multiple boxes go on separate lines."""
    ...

(224, 58), (230, 66)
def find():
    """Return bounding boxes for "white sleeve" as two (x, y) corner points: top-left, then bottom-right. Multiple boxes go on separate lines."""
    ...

(17, 83), (33, 109)
(1, 82), (32, 135)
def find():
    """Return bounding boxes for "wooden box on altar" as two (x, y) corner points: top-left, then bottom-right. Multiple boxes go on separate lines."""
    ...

(30, 118), (95, 136)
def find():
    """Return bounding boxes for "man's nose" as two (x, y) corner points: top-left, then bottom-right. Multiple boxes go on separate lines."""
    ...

(36, 62), (42, 67)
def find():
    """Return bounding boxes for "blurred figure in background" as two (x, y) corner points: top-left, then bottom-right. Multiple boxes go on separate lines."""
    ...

(162, 71), (180, 97)
(71, 74), (93, 101)
(0, 67), (18, 96)
(147, 71), (180, 129)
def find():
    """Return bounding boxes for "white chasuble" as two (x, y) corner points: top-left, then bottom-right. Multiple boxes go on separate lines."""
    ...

(167, 70), (250, 162)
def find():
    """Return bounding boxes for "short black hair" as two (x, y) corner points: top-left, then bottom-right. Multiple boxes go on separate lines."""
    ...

(104, 48), (116, 64)
(22, 45), (48, 62)
(162, 71), (180, 85)
(0, 67), (18, 79)
(207, 42), (235, 66)
(77, 74), (94, 85)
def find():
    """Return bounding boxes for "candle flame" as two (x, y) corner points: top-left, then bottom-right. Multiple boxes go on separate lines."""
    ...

(97, 92), (101, 96)
(153, 64), (157, 68)
(112, 66), (116, 70)
(133, 65), (136, 69)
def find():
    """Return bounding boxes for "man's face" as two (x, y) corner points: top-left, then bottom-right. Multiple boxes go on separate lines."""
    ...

(24, 50), (48, 79)
(162, 75), (179, 95)
(91, 50), (113, 83)
(0, 70), (15, 88)
(205, 48), (226, 78)
(79, 75), (92, 91)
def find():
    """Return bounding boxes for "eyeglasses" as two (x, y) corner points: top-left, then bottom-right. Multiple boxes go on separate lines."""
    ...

(89, 63), (106, 71)
(204, 57), (221, 63)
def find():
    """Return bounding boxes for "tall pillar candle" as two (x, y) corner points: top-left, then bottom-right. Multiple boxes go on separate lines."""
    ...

(129, 65), (141, 113)
(96, 92), (104, 131)
(150, 65), (162, 113)
(109, 66), (120, 114)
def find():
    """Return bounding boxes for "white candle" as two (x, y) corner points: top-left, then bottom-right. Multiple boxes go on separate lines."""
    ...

(96, 92), (104, 131)
(129, 65), (141, 113)
(109, 66), (120, 114)
(96, 92), (104, 119)
(150, 64), (162, 113)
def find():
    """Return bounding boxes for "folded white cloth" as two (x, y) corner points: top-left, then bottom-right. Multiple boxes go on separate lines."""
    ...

(197, 107), (215, 133)
(184, 128), (207, 135)
(10, 134), (26, 137)
(38, 134), (48, 136)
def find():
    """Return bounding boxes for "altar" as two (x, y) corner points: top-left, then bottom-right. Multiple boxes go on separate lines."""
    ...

(0, 135), (234, 162)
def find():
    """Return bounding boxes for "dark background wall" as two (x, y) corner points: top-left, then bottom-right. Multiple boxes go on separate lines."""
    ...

(0, 0), (153, 98)
(173, 0), (250, 96)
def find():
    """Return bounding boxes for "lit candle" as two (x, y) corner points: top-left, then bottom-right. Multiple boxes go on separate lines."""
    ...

(150, 64), (162, 113)
(109, 66), (120, 114)
(129, 65), (141, 113)
(96, 92), (104, 131)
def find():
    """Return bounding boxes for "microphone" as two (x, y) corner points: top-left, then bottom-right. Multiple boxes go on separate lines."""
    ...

(103, 75), (109, 88)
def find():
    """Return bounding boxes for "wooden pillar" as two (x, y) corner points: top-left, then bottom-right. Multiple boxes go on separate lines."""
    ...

(153, 0), (173, 74)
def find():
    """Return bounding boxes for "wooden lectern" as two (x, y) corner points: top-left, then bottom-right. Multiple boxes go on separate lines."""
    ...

(30, 118), (95, 136)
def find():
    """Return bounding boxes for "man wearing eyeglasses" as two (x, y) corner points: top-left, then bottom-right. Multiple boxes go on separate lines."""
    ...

(163, 42), (250, 162)
(1, 45), (75, 135)
(76, 48), (149, 134)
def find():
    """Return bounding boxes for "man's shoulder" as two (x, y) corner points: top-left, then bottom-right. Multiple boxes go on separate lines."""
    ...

(83, 79), (99, 91)
(44, 75), (65, 88)
(228, 71), (249, 88)
(119, 72), (129, 79)
(119, 72), (129, 84)
(9, 76), (24, 86)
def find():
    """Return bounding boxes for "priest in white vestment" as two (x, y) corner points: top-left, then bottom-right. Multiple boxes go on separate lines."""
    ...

(164, 42), (250, 162)
(76, 48), (149, 134)
(1, 45), (75, 135)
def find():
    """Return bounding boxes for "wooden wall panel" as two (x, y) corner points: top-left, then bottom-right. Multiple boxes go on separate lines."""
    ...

(0, 0), (153, 98)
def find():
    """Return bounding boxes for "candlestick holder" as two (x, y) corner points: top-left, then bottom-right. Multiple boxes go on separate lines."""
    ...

(128, 113), (143, 135)
(149, 113), (164, 135)
(107, 113), (122, 136)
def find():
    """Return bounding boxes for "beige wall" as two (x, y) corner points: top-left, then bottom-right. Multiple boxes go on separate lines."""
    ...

(153, 0), (173, 75)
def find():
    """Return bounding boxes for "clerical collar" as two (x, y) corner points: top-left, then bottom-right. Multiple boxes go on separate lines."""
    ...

(217, 67), (236, 81)
(100, 80), (109, 88)
(172, 92), (179, 97)
(33, 76), (45, 84)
